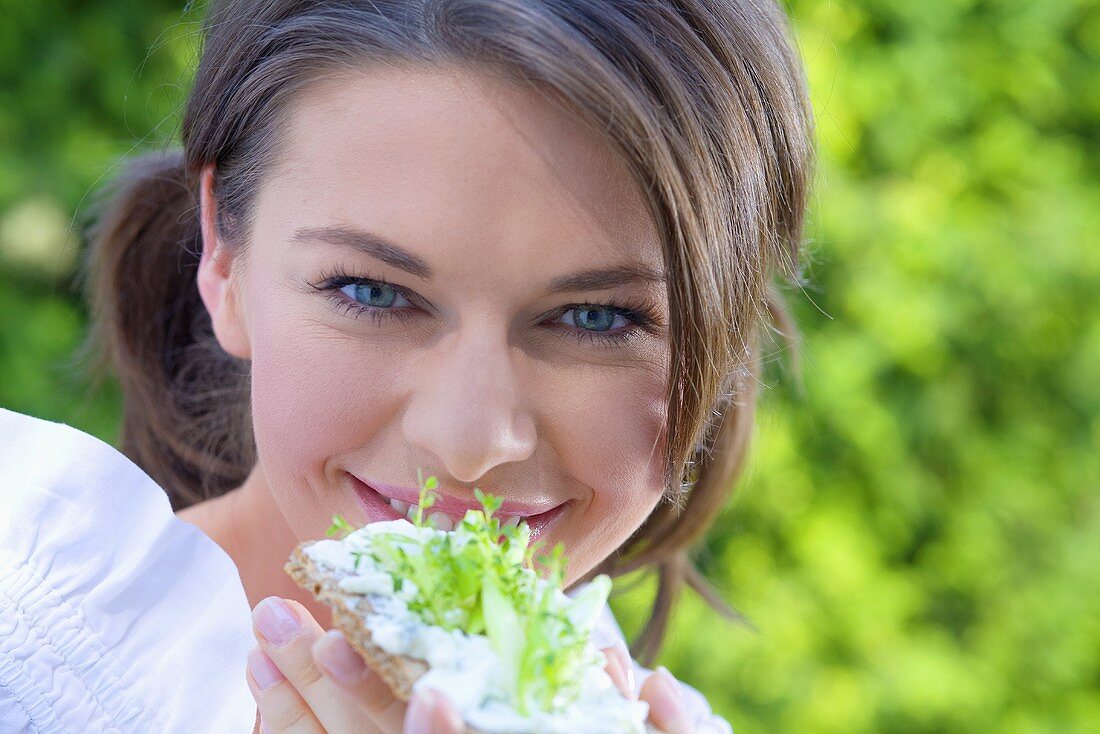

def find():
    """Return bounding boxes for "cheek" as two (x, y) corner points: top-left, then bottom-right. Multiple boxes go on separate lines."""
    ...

(247, 307), (404, 535)
(542, 363), (668, 562)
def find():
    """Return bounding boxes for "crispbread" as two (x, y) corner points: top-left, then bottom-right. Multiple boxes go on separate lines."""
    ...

(286, 542), (430, 699)
(286, 539), (666, 734)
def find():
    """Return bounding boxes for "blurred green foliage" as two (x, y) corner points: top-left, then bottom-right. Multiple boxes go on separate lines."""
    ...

(1, 1), (1097, 732)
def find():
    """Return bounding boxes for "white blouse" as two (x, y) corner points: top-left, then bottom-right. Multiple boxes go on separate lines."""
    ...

(0, 407), (731, 733)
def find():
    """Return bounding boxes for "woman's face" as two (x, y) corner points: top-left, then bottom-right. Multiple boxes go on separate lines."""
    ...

(206, 65), (670, 585)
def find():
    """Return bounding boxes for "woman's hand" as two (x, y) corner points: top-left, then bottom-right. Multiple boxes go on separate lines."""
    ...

(602, 639), (697, 734)
(245, 596), (464, 733)
(245, 596), (695, 733)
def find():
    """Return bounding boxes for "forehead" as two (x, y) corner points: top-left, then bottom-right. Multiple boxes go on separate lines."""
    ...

(256, 64), (663, 288)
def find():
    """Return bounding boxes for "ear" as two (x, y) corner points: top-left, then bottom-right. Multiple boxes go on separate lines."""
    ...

(196, 163), (252, 360)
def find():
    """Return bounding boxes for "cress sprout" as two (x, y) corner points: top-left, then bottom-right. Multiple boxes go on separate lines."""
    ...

(328, 472), (612, 715)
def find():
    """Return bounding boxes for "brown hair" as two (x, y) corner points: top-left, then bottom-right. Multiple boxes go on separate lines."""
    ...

(81, 0), (814, 665)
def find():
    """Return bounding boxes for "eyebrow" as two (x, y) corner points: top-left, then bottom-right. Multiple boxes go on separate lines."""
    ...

(291, 225), (432, 279)
(290, 224), (666, 293)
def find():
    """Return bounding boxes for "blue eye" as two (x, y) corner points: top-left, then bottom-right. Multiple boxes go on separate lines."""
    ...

(339, 281), (412, 309)
(558, 305), (628, 332)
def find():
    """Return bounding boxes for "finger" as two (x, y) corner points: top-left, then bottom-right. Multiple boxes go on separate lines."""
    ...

(433, 690), (466, 734)
(601, 640), (637, 699)
(312, 629), (407, 731)
(403, 688), (466, 734)
(246, 645), (324, 733)
(639, 666), (694, 734)
(253, 596), (378, 732)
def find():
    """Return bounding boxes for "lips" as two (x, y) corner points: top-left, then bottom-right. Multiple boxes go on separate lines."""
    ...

(350, 472), (405, 523)
(367, 478), (560, 518)
(347, 472), (569, 544)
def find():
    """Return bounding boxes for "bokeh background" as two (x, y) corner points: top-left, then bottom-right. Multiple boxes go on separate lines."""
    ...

(1, 1), (1097, 732)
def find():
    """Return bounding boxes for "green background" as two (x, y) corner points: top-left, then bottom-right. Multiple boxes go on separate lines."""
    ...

(1, 1), (1097, 732)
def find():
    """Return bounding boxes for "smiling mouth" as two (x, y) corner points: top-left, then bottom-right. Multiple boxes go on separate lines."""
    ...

(347, 472), (569, 542)
(380, 495), (523, 530)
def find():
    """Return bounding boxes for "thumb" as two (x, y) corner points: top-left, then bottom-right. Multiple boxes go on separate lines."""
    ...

(311, 629), (407, 731)
(404, 688), (466, 734)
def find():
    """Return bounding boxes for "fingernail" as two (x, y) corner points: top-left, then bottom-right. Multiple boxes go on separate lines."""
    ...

(404, 689), (435, 734)
(317, 629), (367, 685)
(247, 647), (285, 690)
(656, 666), (684, 703)
(254, 597), (301, 647)
(611, 639), (637, 696)
(435, 689), (465, 733)
(604, 652), (633, 700)
(649, 666), (690, 732)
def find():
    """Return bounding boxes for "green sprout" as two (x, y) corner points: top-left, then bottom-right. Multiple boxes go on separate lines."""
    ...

(325, 513), (353, 539)
(413, 469), (440, 527)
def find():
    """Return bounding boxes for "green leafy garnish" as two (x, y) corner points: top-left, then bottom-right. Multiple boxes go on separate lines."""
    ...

(343, 470), (610, 715)
(325, 513), (353, 539)
(413, 468), (440, 526)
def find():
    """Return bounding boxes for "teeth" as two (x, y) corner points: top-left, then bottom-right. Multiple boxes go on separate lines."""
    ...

(387, 497), (517, 532)
(427, 511), (455, 532)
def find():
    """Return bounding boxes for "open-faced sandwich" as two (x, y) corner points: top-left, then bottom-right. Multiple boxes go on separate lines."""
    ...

(284, 472), (664, 734)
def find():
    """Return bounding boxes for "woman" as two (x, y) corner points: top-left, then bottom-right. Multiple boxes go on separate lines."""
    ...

(5, 0), (814, 731)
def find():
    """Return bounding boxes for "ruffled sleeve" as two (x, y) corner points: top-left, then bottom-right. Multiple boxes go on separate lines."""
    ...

(0, 407), (257, 733)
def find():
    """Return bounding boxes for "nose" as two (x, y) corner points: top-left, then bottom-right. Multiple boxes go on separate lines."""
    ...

(401, 327), (537, 483)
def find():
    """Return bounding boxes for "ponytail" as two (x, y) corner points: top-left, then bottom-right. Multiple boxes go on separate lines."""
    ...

(78, 149), (254, 510)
